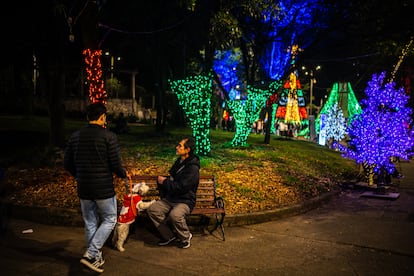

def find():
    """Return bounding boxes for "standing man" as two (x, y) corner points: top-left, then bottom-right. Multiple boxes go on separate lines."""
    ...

(147, 137), (200, 249)
(64, 103), (127, 273)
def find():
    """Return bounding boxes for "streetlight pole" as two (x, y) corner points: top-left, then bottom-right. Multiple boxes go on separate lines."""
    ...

(309, 69), (314, 116)
(305, 65), (321, 142)
(110, 55), (114, 97)
(308, 65), (321, 115)
(105, 52), (121, 98)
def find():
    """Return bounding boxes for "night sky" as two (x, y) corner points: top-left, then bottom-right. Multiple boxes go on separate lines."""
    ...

(0, 0), (412, 104)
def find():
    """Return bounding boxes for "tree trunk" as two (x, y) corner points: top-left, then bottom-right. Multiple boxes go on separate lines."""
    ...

(264, 105), (273, 144)
(48, 63), (66, 148)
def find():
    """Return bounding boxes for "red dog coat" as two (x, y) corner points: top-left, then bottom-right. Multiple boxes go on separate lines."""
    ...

(117, 194), (143, 224)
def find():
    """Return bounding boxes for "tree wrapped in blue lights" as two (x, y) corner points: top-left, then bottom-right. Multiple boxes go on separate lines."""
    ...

(168, 74), (213, 156)
(340, 72), (414, 185)
(211, 1), (330, 146)
(213, 49), (244, 97)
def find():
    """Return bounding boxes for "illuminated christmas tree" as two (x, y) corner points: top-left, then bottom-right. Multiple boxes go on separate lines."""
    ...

(316, 82), (362, 145)
(340, 72), (414, 185)
(168, 74), (213, 156)
(275, 71), (308, 126)
(323, 102), (347, 148)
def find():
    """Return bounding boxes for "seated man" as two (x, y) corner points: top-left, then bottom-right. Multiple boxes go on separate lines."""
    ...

(147, 137), (200, 249)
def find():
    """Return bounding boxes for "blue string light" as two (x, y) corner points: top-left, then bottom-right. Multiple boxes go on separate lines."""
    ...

(340, 72), (414, 183)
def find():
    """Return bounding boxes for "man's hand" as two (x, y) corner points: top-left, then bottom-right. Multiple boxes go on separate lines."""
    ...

(125, 177), (130, 192)
(157, 175), (166, 184)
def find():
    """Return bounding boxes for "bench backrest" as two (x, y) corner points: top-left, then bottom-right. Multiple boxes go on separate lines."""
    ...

(130, 175), (218, 210)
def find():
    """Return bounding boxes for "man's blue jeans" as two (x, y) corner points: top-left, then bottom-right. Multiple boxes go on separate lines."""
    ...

(80, 196), (117, 258)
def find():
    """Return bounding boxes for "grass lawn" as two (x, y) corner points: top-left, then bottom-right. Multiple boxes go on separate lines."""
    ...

(0, 115), (360, 215)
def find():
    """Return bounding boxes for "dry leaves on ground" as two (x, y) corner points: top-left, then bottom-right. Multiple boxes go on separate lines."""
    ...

(2, 162), (308, 215)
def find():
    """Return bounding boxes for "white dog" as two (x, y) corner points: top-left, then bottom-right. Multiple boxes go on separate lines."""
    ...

(112, 182), (155, 252)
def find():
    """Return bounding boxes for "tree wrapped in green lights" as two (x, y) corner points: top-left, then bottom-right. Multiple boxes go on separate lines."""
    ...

(340, 72), (414, 185)
(213, 48), (284, 147)
(168, 74), (212, 156)
(227, 83), (281, 147)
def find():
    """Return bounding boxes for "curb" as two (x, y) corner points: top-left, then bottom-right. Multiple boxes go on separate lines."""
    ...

(224, 189), (339, 227)
(1, 190), (339, 228)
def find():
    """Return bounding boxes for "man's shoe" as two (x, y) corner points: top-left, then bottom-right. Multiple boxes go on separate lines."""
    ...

(178, 233), (192, 249)
(158, 236), (176, 246)
(97, 251), (105, 266)
(80, 254), (104, 273)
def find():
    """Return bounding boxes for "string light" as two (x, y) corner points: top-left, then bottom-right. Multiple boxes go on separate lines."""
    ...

(323, 102), (347, 148)
(213, 49), (279, 147)
(315, 82), (361, 134)
(389, 37), (414, 82)
(339, 72), (414, 184)
(275, 72), (308, 125)
(168, 74), (213, 156)
(226, 81), (281, 147)
(83, 49), (107, 104)
(266, 92), (279, 134)
(98, 19), (186, 35)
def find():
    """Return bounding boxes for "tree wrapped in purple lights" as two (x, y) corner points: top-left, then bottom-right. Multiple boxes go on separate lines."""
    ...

(340, 72), (414, 185)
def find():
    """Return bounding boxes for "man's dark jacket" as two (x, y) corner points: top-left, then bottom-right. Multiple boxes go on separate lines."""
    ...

(64, 124), (126, 200)
(158, 155), (200, 211)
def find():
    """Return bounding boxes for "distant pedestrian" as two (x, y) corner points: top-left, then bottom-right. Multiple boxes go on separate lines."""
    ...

(147, 137), (200, 249)
(112, 112), (128, 134)
(64, 102), (127, 273)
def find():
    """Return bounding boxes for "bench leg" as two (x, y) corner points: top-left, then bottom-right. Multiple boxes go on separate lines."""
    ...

(208, 213), (225, 241)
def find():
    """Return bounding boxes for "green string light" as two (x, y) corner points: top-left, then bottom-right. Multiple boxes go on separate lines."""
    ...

(270, 103), (278, 134)
(316, 82), (362, 134)
(168, 74), (213, 156)
(227, 82), (281, 147)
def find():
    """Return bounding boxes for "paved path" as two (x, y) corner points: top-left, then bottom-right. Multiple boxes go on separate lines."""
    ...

(1, 161), (414, 275)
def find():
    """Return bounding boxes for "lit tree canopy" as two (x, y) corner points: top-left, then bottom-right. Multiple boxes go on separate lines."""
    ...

(227, 82), (281, 147)
(211, 1), (330, 147)
(340, 72), (414, 175)
(168, 74), (213, 156)
(259, 0), (329, 80)
(213, 49), (244, 97)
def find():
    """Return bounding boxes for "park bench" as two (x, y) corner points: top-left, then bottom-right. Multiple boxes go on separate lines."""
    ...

(130, 175), (226, 241)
